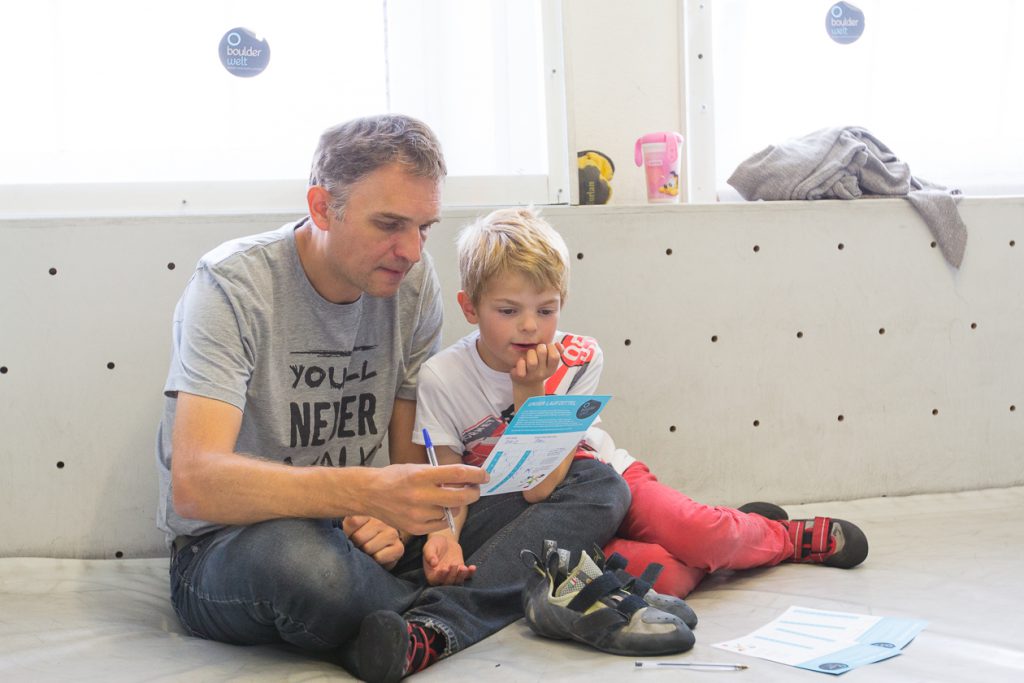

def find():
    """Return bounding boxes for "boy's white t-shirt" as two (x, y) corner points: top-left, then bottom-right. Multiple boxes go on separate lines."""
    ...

(413, 330), (635, 474)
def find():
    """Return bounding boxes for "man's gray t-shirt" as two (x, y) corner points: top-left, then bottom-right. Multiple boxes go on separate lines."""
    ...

(155, 218), (443, 546)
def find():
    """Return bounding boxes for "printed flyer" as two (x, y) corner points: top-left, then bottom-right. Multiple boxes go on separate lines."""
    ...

(479, 395), (611, 496)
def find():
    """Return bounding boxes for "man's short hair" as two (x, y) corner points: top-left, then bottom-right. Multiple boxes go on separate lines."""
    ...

(456, 207), (570, 305)
(309, 114), (447, 217)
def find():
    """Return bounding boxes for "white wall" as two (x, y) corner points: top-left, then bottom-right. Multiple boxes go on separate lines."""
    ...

(2, 198), (1021, 559)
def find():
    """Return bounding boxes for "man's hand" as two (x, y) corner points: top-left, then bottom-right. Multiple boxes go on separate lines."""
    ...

(342, 516), (405, 570)
(422, 533), (476, 586)
(364, 463), (487, 536)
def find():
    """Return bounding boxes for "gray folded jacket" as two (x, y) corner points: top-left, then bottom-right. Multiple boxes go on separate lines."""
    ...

(727, 126), (967, 268)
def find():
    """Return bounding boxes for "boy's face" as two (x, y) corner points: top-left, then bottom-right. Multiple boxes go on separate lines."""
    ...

(458, 271), (561, 372)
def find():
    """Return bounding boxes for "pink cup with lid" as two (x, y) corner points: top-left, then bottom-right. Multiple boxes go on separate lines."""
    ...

(634, 132), (684, 203)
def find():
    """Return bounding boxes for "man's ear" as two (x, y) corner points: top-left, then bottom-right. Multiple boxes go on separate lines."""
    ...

(457, 291), (478, 324)
(307, 185), (333, 231)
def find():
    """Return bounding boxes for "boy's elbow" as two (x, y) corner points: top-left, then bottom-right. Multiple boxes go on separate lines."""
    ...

(522, 485), (554, 504)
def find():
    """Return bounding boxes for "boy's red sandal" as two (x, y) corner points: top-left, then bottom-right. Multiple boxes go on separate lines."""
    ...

(785, 516), (869, 569)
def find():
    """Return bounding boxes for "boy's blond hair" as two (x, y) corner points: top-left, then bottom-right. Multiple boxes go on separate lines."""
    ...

(456, 207), (570, 305)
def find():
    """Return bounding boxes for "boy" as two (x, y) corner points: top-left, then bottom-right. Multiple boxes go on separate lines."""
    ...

(413, 207), (868, 600)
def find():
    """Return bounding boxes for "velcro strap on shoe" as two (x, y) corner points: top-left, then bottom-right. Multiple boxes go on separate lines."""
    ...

(621, 561), (663, 598)
(605, 552), (629, 572)
(567, 572), (622, 613)
(622, 575), (651, 597)
(570, 602), (628, 643)
(610, 560), (662, 598)
(788, 520), (807, 561)
(807, 516), (833, 561)
(638, 562), (663, 586)
(613, 593), (648, 618)
(789, 517), (835, 562)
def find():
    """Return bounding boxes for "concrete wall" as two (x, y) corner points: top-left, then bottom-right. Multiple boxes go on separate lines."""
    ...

(2, 198), (1021, 558)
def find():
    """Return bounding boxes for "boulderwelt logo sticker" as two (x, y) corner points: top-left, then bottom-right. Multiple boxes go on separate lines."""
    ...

(826, 2), (865, 45)
(219, 27), (270, 77)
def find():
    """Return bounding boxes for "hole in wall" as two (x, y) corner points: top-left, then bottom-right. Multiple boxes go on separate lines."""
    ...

(711, 335), (718, 343)
(971, 322), (978, 329)
(669, 425), (677, 432)
(48, 267), (57, 275)
(878, 327), (886, 335)
(115, 551), (124, 559)
(576, 253), (584, 260)
(56, 461), (65, 469)
(932, 408), (939, 416)
(1010, 405), (1016, 412)
(1011, 240), (1016, 247)
(837, 414), (845, 422)
(752, 245), (760, 253)
(0, 366), (7, 374)
(796, 331), (804, 339)
(752, 419), (760, 427)
(167, 262), (176, 270)
(107, 362), (116, 370)
(665, 248), (673, 255)
(837, 243), (845, 250)
(930, 241), (937, 248)
(624, 339), (632, 346)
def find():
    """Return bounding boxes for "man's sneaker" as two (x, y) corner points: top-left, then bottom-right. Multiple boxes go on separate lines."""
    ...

(520, 541), (695, 656)
(784, 517), (868, 569)
(355, 610), (445, 683)
(738, 501), (789, 521)
(592, 547), (698, 629)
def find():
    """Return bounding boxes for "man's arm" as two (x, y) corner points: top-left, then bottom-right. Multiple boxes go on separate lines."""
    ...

(388, 397), (427, 465)
(170, 392), (486, 535)
(388, 400), (471, 539)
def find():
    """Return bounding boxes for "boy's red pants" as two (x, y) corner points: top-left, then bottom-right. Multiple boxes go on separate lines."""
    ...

(602, 460), (794, 598)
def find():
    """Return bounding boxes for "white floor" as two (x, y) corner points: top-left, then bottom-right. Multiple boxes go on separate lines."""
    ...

(3, 487), (1024, 682)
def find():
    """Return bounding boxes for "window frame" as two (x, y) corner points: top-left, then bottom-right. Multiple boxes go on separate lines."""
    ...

(0, 2), (571, 219)
(685, 0), (1024, 202)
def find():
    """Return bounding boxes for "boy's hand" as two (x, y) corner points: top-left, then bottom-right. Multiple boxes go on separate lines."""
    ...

(510, 341), (564, 386)
(423, 533), (476, 586)
(342, 515), (404, 570)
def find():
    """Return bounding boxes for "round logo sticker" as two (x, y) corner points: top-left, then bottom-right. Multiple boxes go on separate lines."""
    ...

(826, 2), (865, 44)
(219, 28), (270, 77)
(576, 400), (602, 420)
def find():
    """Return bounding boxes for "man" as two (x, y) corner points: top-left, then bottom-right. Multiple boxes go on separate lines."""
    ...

(155, 114), (629, 682)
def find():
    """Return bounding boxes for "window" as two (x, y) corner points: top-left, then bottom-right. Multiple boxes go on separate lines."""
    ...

(707, 0), (1024, 198)
(0, 0), (566, 215)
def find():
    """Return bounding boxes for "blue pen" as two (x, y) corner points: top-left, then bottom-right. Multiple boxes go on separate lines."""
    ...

(422, 428), (458, 535)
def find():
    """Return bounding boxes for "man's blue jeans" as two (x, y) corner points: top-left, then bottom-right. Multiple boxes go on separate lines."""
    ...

(169, 459), (629, 659)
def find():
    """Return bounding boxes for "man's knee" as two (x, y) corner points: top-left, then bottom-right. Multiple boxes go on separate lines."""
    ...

(234, 520), (404, 629)
(233, 519), (361, 593)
